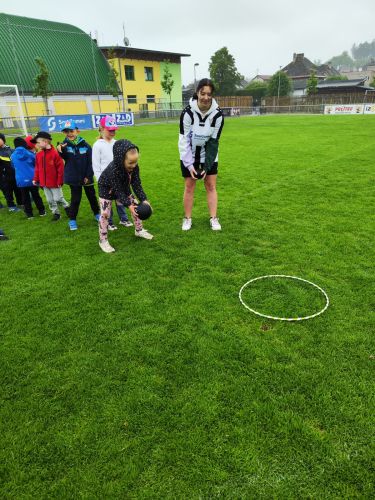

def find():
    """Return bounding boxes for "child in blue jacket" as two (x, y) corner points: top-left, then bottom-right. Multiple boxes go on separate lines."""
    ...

(57, 120), (100, 231)
(11, 137), (46, 218)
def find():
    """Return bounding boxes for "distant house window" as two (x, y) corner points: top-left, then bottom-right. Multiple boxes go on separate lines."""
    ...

(145, 67), (154, 81)
(127, 95), (137, 104)
(147, 95), (155, 103)
(125, 65), (135, 80)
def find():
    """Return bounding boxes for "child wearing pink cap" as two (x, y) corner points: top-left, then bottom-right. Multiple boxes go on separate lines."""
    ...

(92, 115), (132, 229)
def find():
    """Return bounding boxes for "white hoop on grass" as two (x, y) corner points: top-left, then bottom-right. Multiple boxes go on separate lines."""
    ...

(239, 275), (329, 322)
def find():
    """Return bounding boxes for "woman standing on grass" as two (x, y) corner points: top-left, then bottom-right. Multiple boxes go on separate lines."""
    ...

(178, 78), (224, 231)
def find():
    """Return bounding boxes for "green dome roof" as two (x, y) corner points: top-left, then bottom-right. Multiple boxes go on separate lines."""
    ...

(0, 13), (113, 94)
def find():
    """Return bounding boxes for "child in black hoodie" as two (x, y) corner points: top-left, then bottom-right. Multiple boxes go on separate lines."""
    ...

(0, 133), (22, 211)
(98, 139), (153, 253)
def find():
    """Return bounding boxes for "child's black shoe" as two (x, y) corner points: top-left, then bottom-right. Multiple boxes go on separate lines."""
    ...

(52, 213), (61, 222)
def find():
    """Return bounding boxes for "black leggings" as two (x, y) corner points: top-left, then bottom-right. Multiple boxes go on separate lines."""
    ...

(20, 186), (45, 216)
(69, 184), (99, 220)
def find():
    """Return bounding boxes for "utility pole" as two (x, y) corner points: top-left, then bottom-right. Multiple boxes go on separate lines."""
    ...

(194, 63), (199, 88)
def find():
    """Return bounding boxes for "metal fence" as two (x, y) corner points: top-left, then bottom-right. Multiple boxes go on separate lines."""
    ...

(256, 104), (324, 114)
(264, 92), (375, 107)
(1, 99), (374, 136)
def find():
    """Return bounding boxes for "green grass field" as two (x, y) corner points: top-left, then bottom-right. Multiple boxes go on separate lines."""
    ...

(1, 115), (374, 498)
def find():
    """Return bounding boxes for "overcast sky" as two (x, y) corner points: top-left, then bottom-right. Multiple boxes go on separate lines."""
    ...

(3, 0), (375, 84)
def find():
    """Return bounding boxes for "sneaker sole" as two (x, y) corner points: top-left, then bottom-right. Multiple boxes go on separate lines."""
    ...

(99, 243), (115, 253)
(135, 233), (153, 240)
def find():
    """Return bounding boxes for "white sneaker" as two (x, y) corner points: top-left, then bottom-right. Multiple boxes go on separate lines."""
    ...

(119, 220), (133, 227)
(108, 224), (118, 231)
(99, 240), (115, 253)
(135, 229), (153, 240)
(182, 217), (192, 231)
(210, 217), (221, 231)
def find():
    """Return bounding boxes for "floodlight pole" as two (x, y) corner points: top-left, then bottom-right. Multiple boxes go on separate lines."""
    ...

(90, 32), (102, 113)
(277, 65), (282, 101)
(194, 63), (199, 88)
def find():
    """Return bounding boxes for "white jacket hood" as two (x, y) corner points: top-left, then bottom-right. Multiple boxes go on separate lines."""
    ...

(189, 97), (219, 116)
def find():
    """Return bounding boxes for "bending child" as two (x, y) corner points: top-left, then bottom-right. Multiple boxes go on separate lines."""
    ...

(92, 115), (132, 229)
(98, 139), (153, 253)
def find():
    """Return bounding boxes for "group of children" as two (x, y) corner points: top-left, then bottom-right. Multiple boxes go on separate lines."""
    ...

(0, 116), (153, 252)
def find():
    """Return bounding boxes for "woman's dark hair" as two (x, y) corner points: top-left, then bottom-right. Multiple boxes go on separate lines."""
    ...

(193, 78), (215, 100)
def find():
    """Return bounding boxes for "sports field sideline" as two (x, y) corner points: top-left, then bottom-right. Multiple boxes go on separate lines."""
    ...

(1, 115), (374, 498)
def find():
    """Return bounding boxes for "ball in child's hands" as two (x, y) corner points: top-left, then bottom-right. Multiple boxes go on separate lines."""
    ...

(135, 202), (152, 220)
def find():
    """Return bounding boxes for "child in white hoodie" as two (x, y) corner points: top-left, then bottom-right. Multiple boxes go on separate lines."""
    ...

(92, 115), (132, 229)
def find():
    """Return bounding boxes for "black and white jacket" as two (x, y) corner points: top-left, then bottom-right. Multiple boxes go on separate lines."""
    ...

(178, 97), (224, 168)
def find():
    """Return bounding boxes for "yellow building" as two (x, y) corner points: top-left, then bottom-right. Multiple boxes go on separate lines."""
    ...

(101, 47), (190, 112)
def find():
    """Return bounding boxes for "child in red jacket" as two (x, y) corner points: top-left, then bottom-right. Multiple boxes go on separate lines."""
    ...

(32, 131), (70, 221)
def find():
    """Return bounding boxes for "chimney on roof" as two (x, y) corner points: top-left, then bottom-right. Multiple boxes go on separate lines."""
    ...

(293, 53), (304, 63)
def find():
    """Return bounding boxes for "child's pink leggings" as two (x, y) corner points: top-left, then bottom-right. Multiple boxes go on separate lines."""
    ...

(99, 197), (142, 241)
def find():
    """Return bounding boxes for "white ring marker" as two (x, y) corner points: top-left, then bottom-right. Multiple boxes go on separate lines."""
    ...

(239, 275), (329, 322)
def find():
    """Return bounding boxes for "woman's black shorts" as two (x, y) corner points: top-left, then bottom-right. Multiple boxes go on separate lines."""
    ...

(180, 161), (218, 178)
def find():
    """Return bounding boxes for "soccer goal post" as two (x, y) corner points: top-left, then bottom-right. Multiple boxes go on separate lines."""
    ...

(0, 84), (28, 136)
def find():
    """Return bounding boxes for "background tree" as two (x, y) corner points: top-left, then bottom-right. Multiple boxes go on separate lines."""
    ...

(329, 51), (354, 70)
(209, 47), (243, 95)
(306, 70), (318, 95)
(267, 71), (292, 97)
(33, 57), (53, 115)
(351, 40), (375, 62)
(161, 60), (175, 111)
(106, 48), (121, 112)
(329, 43), (375, 70)
(237, 81), (268, 103)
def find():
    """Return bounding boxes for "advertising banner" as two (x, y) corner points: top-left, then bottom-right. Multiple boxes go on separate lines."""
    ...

(92, 112), (134, 128)
(324, 105), (364, 115)
(363, 104), (375, 114)
(38, 115), (92, 132)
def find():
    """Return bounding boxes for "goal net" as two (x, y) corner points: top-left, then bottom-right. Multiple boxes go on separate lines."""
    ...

(0, 85), (28, 136)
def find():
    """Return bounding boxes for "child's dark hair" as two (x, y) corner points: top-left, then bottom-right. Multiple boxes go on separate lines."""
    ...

(125, 147), (139, 158)
(193, 78), (215, 100)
